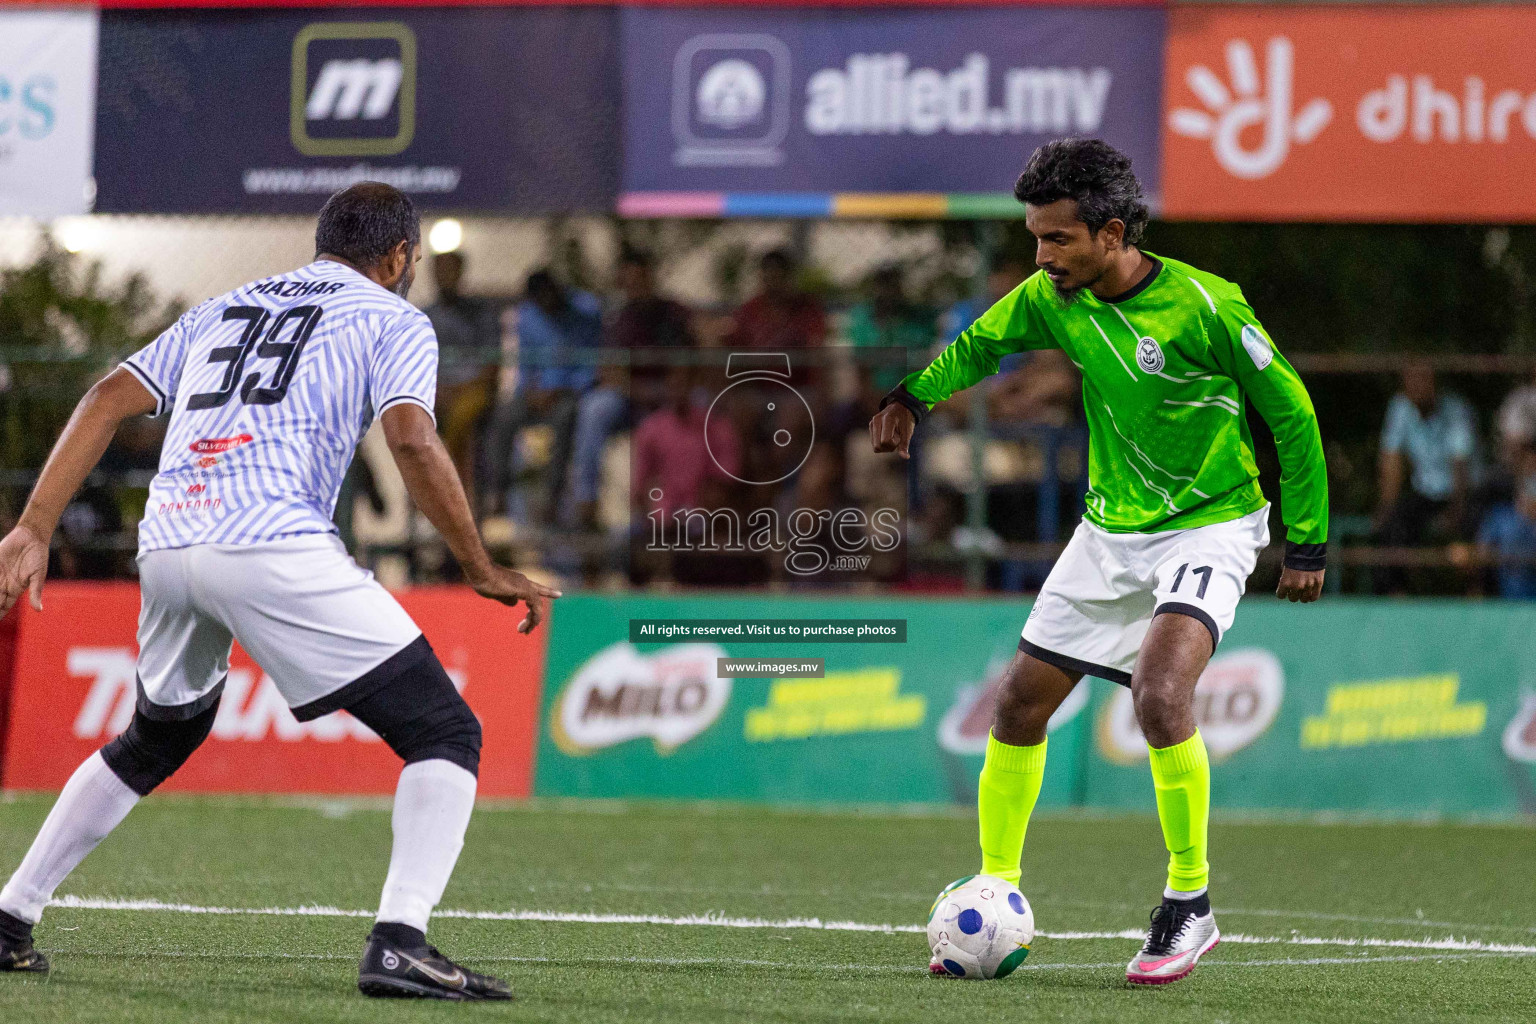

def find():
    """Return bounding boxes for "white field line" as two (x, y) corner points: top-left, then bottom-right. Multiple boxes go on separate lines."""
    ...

(518, 882), (1536, 934)
(48, 947), (1536, 973)
(45, 896), (1536, 955)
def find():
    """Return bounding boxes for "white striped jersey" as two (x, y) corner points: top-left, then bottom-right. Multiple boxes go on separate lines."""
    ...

(122, 260), (437, 552)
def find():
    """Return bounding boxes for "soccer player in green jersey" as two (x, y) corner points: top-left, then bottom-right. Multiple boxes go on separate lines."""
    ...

(871, 139), (1327, 985)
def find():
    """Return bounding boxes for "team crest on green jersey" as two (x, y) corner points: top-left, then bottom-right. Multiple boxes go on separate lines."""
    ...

(1135, 335), (1165, 374)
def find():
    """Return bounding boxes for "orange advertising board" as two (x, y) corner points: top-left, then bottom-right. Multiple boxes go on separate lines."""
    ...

(1162, 6), (1536, 221)
(0, 584), (547, 796)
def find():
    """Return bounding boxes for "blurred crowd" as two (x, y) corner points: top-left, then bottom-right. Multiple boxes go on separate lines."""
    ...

(1376, 359), (1536, 597)
(414, 246), (1080, 589)
(21, 245), (1536, 597)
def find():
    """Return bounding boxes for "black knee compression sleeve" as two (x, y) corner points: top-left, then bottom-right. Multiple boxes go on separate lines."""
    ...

(345, 649), (482, 777)
(100, 696), (220, 796)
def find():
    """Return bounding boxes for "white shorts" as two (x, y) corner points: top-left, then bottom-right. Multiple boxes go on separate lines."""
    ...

(134, 533), (423, 721)
(1020, 505), (1271, 686)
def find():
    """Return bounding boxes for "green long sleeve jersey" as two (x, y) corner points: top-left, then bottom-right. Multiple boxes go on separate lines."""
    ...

(897, 253), (1328, 550)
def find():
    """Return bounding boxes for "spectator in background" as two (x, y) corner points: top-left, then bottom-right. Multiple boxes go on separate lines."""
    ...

(631, 365), (740, 524)
(1375, 361), (1482, 590)
(482, 270), (601, 524)
(1477, 446), (1536, 598)
(846, 264), (934, 352)
(1497, 367), (1536, 469)
(845, 263), (935, 392)
(423, 251), (500, 502)
(942, 257), (1030, 353)
(728, 248), (826, 351)
(570, 250), (698, 530)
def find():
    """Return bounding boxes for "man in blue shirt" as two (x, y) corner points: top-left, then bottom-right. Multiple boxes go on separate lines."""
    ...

(482, 270), (601, 523)
(1375, 361), (1482, 590)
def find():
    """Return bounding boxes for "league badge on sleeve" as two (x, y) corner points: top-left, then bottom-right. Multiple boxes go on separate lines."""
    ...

(1241, 324), (1273, 370)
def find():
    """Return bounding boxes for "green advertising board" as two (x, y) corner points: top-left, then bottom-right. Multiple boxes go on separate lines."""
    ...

(534, 595), (1536, 818)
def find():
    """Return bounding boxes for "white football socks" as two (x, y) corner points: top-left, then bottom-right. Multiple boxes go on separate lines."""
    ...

(0, 752), (141, 925)
(375, 759), (478, 934)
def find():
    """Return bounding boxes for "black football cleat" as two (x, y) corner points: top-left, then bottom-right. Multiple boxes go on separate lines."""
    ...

(0, 910), (48, 974)
(358, 931), (511, 1001)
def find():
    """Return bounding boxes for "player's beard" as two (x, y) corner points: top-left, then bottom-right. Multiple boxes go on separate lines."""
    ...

(392, 261), (416, 300)
(1048, 263), (1107, 308)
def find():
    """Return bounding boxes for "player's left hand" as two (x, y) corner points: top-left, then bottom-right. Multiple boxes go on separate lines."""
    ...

(466, 563), (562, 634)
(1276, 567), (1324, 603)
(0, 524), (49, 617)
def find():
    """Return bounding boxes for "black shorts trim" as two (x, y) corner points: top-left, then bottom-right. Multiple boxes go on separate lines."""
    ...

(1018, 638), (1132, 688)
(136, 675), (226, 722)
(1154, 602), (1220, 650)
(290, 634), (432, 722)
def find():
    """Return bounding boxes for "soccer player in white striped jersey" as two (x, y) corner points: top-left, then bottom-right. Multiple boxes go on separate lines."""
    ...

(0, 183), (558, 1001)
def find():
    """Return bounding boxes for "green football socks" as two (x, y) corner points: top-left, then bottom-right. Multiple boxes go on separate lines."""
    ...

(977, 732), (1047, 886)
(1148, 730), (1211, 893)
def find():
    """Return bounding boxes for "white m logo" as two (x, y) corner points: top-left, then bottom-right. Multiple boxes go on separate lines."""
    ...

(305, 59), (403, 121)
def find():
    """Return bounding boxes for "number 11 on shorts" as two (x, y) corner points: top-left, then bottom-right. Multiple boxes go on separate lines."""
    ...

(1170, 563), (1212, 600)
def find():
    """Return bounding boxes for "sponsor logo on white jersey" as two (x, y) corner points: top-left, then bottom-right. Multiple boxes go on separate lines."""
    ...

(1097, 647), (1285, 764)
(551, 642), (730, 754)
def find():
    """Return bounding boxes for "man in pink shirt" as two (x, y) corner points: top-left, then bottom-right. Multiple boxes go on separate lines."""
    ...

(631, 367), (741, 521)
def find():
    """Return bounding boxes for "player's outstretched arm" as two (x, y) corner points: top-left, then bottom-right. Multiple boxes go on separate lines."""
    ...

(870, 275), (1052, 457)
(380, 403), (560, 633)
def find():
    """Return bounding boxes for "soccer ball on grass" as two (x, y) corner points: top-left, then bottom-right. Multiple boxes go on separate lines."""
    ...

(926, 874), (1034, 979)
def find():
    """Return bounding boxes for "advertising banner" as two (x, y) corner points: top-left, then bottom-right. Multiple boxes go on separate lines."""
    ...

(0, 583), (547, 797)
(536, 594), (1090, 806)
(0, 9), (97, 216)
(619, 6), (1165, 217)
(1163, 6), (1536, 222)
(536, 595), (1536, 817)
(93, 7), (618, 213)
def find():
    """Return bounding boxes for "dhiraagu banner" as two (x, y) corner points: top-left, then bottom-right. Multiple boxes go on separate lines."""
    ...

(534, 595), (1536, 818)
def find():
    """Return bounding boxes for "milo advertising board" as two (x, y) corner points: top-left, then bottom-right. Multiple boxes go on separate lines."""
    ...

(535, 596), (1536, 817)
(534, 594), (1087, 806)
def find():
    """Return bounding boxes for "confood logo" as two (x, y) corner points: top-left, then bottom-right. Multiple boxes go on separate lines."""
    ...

(551, 642), (731, 755)
(1169, 37), (1331, 179)
(938, 654), (1089, 755)
(68, 647), (464, 743)
(1097, 648), (1285, 765)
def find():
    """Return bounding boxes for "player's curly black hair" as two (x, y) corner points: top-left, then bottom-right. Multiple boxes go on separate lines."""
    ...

(1013, 139), (1149, 246)
(314, 182), (420, 268)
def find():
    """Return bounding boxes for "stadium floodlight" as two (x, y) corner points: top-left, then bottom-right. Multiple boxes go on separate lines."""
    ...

(54, 216), (103, 254)
(428, 218), (463, 254)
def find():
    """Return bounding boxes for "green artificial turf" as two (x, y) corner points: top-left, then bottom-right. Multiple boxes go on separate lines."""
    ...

(1, 794), (1533, 1022)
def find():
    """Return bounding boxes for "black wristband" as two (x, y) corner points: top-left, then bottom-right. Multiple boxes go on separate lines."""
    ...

(878, 383), (929, 425)
(1283, 541), (1327, 572)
